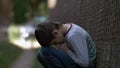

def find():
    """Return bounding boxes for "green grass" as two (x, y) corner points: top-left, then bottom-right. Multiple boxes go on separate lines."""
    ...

(0, 41), (22, 68)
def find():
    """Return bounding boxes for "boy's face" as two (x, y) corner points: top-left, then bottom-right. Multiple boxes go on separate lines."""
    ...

(51, 28), (65, 45)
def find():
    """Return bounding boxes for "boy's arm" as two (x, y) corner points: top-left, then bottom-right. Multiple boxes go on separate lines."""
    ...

(66, 36), (89, 67)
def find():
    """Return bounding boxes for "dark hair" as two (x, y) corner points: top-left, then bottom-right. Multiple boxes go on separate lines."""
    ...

(34, 21), (62, 46)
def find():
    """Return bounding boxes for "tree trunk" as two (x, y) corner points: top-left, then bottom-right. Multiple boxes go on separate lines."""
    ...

(0, 0), (10, 26)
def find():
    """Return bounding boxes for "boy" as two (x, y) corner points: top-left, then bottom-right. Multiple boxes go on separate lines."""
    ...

(35, 21), (96, 68)
(35, 22), (81, 68)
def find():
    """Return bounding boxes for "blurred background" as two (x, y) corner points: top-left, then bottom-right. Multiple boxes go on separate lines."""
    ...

(0, 0), (48, 68)
(0, 0), (120, 68)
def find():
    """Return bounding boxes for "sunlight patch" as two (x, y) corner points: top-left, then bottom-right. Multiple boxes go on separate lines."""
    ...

(11, 39), (40, 49)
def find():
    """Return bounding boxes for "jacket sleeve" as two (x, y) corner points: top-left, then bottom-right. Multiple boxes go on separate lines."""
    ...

(66, 36), (89, 67)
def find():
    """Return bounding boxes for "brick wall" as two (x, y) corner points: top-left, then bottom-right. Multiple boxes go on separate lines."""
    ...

(49, 0), (120, 68)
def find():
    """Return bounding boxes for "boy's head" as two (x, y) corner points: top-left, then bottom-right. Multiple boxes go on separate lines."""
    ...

(35, 21), (65, 46)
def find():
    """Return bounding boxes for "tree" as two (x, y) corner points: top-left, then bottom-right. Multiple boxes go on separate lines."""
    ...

(0, 0), (10, 26)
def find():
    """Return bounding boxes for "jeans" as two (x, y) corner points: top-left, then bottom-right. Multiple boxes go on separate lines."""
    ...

(37, 46), (81, 68)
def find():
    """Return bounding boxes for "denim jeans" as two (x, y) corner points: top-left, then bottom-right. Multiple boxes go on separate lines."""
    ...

(37, 46), (81, 68)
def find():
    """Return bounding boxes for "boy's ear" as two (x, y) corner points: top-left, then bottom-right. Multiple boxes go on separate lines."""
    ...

(52, 29), (58, 36)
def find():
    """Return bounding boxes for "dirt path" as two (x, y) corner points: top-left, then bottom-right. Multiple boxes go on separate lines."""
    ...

(10, 49), (35, 68)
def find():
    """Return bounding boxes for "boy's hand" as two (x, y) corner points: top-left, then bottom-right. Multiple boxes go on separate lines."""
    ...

(58, 42), (69, 52)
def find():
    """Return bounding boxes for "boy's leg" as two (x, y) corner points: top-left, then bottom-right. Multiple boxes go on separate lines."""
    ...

(37, 50), (53, 68)
(37, 47), (81, 68)
(37, 47), (68, 68)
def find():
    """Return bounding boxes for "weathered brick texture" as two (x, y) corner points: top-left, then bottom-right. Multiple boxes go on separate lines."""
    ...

(49, 0), (120, 68)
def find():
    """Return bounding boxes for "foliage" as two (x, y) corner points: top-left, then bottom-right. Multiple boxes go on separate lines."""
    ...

(8, 25), (20, 41)
(39, 2), (48, 16)
(12, 0), (48, 24)
(13, 0), (29, 24)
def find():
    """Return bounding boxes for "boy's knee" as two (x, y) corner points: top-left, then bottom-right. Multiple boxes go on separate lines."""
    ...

(37, 48), (50, 60)
(37, 50), (44, 60)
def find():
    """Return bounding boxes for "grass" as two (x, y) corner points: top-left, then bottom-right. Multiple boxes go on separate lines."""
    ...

(0, 41), (22, 68)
